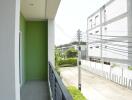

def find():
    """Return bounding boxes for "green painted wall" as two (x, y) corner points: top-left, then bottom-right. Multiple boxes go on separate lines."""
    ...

(26, 21), (48, 81)
(20, 14), (48, 82)
(20, 14), (26, 84)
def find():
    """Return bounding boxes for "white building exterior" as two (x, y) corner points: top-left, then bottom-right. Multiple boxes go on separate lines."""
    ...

(87, 0), (132, 65)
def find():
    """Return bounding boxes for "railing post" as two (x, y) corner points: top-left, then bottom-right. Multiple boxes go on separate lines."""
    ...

(48, 62), (73, 100)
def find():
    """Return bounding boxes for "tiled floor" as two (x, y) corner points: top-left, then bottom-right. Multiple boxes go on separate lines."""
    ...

(21, 81), (50, 100)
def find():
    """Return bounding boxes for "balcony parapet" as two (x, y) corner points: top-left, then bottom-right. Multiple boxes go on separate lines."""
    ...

(48, 61), (73, 100)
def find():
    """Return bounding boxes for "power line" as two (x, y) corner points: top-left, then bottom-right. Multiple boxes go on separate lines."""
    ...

(55, 23), (74, 40)
(89, 44), (131, 54)
(104, 42), (132, 48)
(103, 46), (132, 54)
(88, 39), (132, 49)
(103, 44), (132, 52)
(89, 45), (129, 57)
(92, 34), (132, 38)
(88, 36), (132, 43)
(88, 36), (132, 49)
(103, 47), (130, 58)
(88, 42), (132, 54)
(88, 40), (132, 53)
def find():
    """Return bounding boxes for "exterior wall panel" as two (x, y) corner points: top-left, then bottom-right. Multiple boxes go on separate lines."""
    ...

(26, 21), (48, 81)
(87, 0), (131, 64)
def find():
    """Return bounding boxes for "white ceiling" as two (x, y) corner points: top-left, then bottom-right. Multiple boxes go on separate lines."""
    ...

(21, 0), (61, 21)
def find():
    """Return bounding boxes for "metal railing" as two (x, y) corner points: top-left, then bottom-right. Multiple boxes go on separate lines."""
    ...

(48, 62), (73, 100)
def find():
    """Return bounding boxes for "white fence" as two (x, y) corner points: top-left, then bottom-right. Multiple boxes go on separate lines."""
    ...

(81, 60), (132, 89)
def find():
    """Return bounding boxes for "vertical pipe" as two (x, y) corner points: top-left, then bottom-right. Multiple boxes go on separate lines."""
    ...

(122, 67), (124, 85)
(100, 7), (103, 76)
(127, 0), (132, 61)
(86, 18), (89, 61)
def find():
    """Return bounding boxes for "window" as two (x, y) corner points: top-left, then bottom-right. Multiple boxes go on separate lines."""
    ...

(95, 15), (99, 26)
(95, 30), (99, 33)
(90, 47), (93, 49)
(89, 33), (93, 35)
(95, 46), (99, 48)
(89, 19), (92, 28)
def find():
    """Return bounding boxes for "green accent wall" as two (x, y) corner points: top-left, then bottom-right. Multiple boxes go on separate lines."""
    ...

(20, 14), (48, 82)
(26, 21), (48, 81)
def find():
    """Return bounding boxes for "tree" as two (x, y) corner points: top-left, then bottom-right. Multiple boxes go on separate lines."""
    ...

(55, 48), (62, 66)
(65, 48), (78, 58)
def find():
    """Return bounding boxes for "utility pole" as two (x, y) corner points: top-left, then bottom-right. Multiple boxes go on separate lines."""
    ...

(100, 6), (103, 76)
(122, 66), (124, 85)
(86, 18), (89, 61)
(77, 29), (82, 91)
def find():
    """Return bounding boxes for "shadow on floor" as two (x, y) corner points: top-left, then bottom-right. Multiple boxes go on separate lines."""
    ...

(21, 81), (50, 100)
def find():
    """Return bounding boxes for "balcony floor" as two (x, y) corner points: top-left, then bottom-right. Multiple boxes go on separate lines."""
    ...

(21, 81), (50, 100)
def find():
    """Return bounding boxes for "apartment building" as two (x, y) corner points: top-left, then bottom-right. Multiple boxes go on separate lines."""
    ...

(87, 0), (132, 65)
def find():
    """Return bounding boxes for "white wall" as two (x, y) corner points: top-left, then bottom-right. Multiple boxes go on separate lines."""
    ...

(0, 0), (20, 100)
(87, 0), (128, 61)
(102, 17), (128, 60)
(48, 19), (55, 66)
(105, 0), (127, 21)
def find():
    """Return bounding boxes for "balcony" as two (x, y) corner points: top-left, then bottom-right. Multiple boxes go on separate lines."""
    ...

(20, 62), (73, 100)
(21, 81), (49, 100)
(18, 0), (73, 99)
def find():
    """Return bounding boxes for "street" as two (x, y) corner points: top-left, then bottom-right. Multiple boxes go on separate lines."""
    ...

(60, 67), (132, 100)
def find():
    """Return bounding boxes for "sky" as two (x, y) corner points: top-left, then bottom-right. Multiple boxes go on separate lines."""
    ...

(55, 0), (110, 46)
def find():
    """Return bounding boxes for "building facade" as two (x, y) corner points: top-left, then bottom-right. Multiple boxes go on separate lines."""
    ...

(87, 0), (132, 65)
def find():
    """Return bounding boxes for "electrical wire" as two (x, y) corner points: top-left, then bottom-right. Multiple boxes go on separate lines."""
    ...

(103, 47), (130, 58)
(88, 37), (132, 53)
(103, 46), (132, 54)
(88, 41), (132, 53)
(104, 47), (132, 60)
(92, 34), (132, 38)
(89, 45), (129, 57)
(88, 36), (132, 43)
(88, 40), (132, 49)
(89, 44), (132, 54)
(55, 23), (74, 40)
(102, 44), (132, 52)
(104, 42), (132, 48)
(88, 36), (132, 48)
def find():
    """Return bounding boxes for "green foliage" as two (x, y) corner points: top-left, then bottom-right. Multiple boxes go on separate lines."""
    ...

(111, 64), (118, 68)
(55, 66), (60, 75)
(128, 66), (132, 70)
(68, 86), (87, 100)
(55, 48), (63, 66)
(58, 58), (77, 67)
(55, 47), (77, 67)
(65, 48), (78, 58)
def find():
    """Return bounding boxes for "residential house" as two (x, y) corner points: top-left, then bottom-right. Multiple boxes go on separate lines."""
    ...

(57, 41), (87, 59)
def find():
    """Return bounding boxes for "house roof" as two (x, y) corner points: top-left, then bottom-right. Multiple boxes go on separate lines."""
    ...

(57, 41), (86, 48)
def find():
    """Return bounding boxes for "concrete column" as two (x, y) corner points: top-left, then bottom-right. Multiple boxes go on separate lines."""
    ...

(48, 19), (55, 66)
(0, 0), (20, 100)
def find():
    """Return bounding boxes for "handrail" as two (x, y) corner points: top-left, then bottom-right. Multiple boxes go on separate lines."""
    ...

(48, 61), (73, 100)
